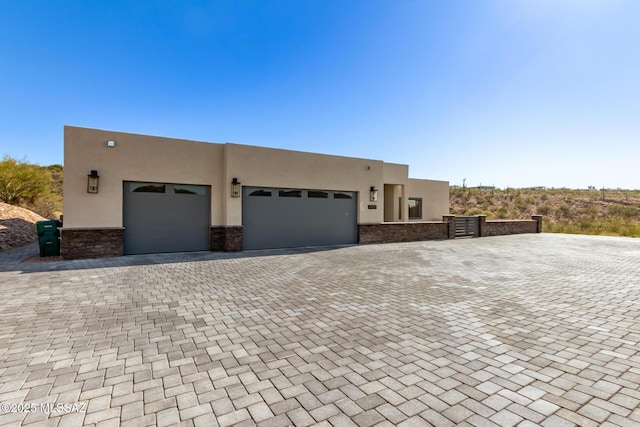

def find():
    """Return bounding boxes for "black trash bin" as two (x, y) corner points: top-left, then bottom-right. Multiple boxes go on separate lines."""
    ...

(36, 220), (61, 257)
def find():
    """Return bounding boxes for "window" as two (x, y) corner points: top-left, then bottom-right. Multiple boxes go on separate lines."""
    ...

(249, 189), (272, 197)
(131, 183), (165, 193)
(408, 198), (422, 219)
(308, 191), (328, 198)
(174, 185), (206, 195)
(279, 190), (301, 197)
(333, 192), (353, 199)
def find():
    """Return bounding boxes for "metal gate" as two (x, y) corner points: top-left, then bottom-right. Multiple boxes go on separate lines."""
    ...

(455, 216), (479, 238)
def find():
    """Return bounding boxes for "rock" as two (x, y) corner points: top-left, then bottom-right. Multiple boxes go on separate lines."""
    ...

(0, 202), (48, 251)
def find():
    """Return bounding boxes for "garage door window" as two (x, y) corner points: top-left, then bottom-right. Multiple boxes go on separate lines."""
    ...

(249, 189), (272, 197)
(131, 183), (165, 193)
(334, 192), (352, 199)
(279, 190), (302, 197)
(174, 185), (206, 195)
(308, 191), (328, 198)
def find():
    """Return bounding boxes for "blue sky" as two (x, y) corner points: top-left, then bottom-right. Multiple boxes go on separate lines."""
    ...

(1, 0), (638, 189)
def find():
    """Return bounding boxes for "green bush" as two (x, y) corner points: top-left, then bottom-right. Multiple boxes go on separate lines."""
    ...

(0, 156), (53, 205)
(608, 205), (625, 216)
(622, 206), (638, 218)
(465, 208), (483, 216)
(0, 156), (62, 218)
(496, 208), (508, 219)
(537, 205), (552, 215)
(557, 205), (571, 218)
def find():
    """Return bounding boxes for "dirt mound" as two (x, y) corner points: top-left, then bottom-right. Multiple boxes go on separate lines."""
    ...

(0, 202), (47, 251)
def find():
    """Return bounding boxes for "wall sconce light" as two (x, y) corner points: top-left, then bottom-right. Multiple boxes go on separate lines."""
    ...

(369, 186), (378, 202)
(107, 140), (116, 147)
(231, 177), (241, 198)
(87, 170), (99, 193)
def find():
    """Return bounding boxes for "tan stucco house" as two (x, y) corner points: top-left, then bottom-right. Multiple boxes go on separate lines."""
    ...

(62, 126), (450, 259)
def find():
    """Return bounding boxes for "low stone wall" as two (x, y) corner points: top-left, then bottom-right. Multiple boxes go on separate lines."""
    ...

(60, 228), (124, 260)
(359, 215), (541, 245)
(358, 222), (449, 244)
(61, 216), (541, 259)
(210, 226), (243, 252)
(484, 220), (538, 237)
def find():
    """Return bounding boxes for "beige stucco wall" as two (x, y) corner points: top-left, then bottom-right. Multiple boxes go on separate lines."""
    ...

(407, 178), (450, 220)
(224, 143), (384, 225)
(63, 126), (224, 228)
(382, 163), (408, 185)
(64, 126), (446, 230)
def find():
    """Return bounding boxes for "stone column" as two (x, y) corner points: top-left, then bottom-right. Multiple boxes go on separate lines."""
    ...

(442, 215), (456, 239)
(531, 215), (543, 233)
(476, 215), (487, 237)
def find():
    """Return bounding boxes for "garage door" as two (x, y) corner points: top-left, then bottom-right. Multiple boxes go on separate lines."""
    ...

(242, 187), (357, 250)
(123, 182), (210, 255)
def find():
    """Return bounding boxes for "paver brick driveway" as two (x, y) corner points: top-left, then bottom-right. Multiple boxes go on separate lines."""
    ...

(1, 233), (639, 426)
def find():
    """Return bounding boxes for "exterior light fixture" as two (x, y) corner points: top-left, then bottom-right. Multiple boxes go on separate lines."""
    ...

(107, 140), (116, 147)
(369, 186), (378, 202)
(87, 170), (99, 193)
(231, 177), (241, 198)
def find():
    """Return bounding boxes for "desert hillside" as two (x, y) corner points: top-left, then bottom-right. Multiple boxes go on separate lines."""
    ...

(450, 187), (640, 237)
(0, 202), (46, 251)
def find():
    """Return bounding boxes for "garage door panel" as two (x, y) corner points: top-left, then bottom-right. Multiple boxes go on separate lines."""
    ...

(123, 182), (210, 255)
(242, 187), (357, 250)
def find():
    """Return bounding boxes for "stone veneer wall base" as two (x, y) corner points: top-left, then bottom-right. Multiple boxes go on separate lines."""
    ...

(61, 228), (124, 260)
(210, 226), (243, 252)
(484, 220), (539, 237)
(358, 222), (449, 244)
(61, 217), (541, 259)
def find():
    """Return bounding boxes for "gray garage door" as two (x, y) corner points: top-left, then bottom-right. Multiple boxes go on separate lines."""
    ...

(242, 187), (357, 250)
(123, 182), (210, 255)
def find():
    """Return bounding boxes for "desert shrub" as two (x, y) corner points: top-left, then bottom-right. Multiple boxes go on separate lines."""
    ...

(608, 205), (625, 216)
(0, 156), (53, 205)
(557, 205), (571, 218)
(25, 195), (62, 219)
(516, 200), (530, 213)
(496, 208), (508, 219)
(465, 208), (483, 216)
(586, 205), (599, 218)
(537, 205), (552, 215)
(578, 219), (593, 231)
(622, 206), (638, 218)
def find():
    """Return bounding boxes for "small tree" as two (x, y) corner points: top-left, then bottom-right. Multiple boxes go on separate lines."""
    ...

(0, 156), (53, 205)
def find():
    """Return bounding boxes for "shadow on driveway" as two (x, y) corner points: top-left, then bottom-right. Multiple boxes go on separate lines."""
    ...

(0, 243), (357, 274)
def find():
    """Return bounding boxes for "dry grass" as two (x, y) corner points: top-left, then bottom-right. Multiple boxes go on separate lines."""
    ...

(450, 187), (640, 237)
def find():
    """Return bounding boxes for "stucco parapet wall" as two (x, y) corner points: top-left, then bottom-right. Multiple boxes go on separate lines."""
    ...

(60, 227), (124, 260)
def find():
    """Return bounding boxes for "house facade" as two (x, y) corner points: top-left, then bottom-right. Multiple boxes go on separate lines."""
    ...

(62, 126), (450, 259)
